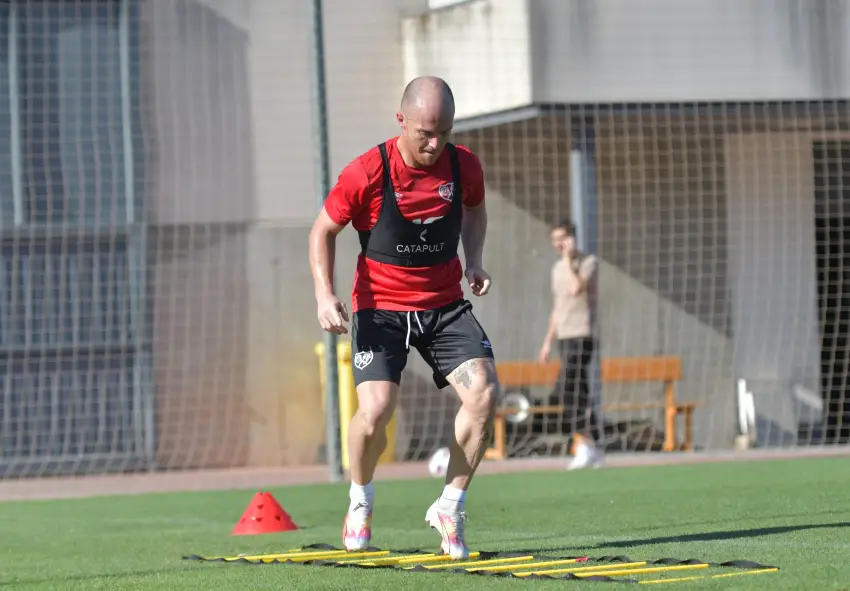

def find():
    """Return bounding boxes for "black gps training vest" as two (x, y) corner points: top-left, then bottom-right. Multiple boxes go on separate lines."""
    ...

(358, 142), (463, 267)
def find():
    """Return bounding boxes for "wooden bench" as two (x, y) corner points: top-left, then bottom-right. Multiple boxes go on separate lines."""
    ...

(485, 356), (699, 460)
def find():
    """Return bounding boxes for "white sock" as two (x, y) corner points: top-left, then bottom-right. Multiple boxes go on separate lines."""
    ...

(438, 484), (466, 513)
(349, 481), (375, 512)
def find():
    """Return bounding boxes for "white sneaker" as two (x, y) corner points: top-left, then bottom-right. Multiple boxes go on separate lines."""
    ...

(342, 502), (372, 551)
(590, 445), (605, 468)
(567, 442), (604, 470)
(424, 500), (469, 560)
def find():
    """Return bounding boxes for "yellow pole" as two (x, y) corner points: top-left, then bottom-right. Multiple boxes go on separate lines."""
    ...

(316, 341), (396, 469)
(336, 341), (354, 469)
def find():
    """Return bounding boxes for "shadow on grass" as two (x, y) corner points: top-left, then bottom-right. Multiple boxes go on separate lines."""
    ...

(0, 564), (204, 587)
(611, 507), (850, 536)
(521, 521), (850, 554)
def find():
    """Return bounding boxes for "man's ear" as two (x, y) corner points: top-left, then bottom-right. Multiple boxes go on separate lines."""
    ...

(396, 111), (405, 128)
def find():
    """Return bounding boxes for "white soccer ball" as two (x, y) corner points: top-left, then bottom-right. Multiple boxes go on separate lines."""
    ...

(427, 447), (451, 478)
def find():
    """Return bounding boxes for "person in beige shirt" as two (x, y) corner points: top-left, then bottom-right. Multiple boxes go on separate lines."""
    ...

(538, 220), (603, 470)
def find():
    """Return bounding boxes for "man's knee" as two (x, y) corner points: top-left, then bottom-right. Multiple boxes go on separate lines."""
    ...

(354, 381), (398, 437)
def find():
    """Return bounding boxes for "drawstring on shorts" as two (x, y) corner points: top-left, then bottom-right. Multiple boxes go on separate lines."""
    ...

(405, 311), (424, 350)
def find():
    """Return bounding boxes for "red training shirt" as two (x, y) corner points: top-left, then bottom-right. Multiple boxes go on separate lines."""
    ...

(324, 136), (485, 313)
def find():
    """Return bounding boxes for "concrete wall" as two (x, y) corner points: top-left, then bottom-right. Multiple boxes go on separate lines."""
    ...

(725, 132), (824, 446)
(404, 0), (850, 120)
(141, 0), (254, 469)
(141, 0), (423, 468)
(142, 0), (255, 226)
(594, 120), (737, 450)
(401, 0), (533, 120)
(238, 0), (425, 466)
(597, 263), (736, 450)
(532, 0), (850, 104)
(150, 226), (251, 469)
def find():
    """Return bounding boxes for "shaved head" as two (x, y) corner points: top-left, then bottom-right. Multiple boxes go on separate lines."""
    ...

(400, 76), (455, 114)
(396, 76), (456, 168)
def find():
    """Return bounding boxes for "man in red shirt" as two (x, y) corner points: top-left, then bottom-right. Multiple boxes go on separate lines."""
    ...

(309, 76), (499, 560)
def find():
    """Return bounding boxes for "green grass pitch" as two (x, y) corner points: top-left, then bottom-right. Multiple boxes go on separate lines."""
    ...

(1, 456), (848, 589)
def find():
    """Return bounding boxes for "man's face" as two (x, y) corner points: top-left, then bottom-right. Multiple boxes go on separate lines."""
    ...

(397, 108), (453, 167)
(551, 228), (575, 256)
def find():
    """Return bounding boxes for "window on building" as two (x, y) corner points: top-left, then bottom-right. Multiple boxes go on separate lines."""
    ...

(0, 0), (148, 473)
(19, 1), (128, 226)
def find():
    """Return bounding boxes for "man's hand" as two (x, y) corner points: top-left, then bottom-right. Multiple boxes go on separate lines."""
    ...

(564, 236), (578, 261)
(465, 266), (492, 297)
(317, 292), (349, 334)
(538, 340), (551, 364)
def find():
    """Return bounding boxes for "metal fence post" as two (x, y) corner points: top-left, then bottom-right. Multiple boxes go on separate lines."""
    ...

(309, 0), (343, 483)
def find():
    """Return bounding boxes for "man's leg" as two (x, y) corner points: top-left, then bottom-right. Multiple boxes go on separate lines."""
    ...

(578, 339), (605, 447)
(563, 338), (603, 469)
(444, 358), (499, 492)
(416, 300), (498, 559)
(344, 309), (408, 551)
(348, 382), (398, 489)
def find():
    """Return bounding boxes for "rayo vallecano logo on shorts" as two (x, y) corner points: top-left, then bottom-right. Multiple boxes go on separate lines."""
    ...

(354, 350), (373, 370)
(438, 182), (454, 202)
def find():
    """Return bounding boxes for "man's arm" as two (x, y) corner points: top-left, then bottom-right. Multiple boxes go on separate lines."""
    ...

(459, 148), (487, 271)
(538, 275), (558, 361)
(308, 157), (366, 333)
(563, 255), (597, 296)
(310, 157), (365, 298)
(310, 206), (351, 334)
(461, 200), (487, 270)
(563, 261), (585, 296)
(309, 207), (346, 299)
(543, 296), (558, 344)
(540, 300), (557, 351)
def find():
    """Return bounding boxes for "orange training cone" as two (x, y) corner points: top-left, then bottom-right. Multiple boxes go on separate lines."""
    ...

(231, 491), (299, 535)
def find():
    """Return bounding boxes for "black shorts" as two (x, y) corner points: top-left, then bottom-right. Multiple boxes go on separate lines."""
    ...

(351, 299), (495, 389)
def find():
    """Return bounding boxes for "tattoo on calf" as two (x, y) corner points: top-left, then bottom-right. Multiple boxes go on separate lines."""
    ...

(470, 415), (497, 463)
(482, 418), (494, 444)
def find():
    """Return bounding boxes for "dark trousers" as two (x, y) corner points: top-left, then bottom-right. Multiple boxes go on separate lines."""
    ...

(548, 337), (603, 445)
